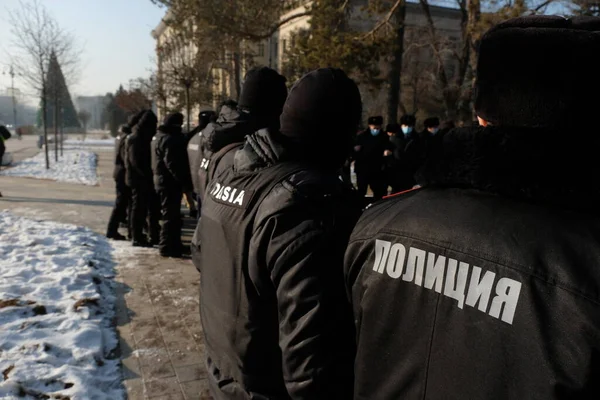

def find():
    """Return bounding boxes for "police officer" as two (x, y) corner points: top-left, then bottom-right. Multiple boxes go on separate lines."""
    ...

(152, 112), (193, 258)
(187, 110), (219, 216)
(383, 123), (414, 194)
(344, 16), (600, 399)
(354, 116), (389, 202)
(106, 111), (144, 240)
(193, 68), (362, 399)
(195, 67), (288, 206)
(186, 110), (216, 144)
(125, 110), (160, 247)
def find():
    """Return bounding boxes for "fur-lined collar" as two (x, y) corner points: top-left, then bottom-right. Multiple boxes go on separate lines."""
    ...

(417, 126), (600, 214)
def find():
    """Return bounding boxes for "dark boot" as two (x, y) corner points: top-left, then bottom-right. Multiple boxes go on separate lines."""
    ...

(107, 232), (127, 241)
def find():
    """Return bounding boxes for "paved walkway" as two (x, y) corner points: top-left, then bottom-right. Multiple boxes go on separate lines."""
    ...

(0, 136), (210, 399)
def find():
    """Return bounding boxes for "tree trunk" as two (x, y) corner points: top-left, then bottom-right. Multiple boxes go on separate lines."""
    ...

(42, 83), (49, 170)
(386, 0), (407, 124)
(60, 106), (64, 157)
(233, 51), (242, 100)
(185, 83), (191, 133)
(54, 85), (58, 162)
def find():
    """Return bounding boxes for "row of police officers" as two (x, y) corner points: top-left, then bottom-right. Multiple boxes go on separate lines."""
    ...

(108, 15), (600, 400)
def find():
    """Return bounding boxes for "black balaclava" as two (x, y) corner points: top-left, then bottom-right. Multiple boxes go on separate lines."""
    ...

(280, 68), (362, 168)
(238, 67), (288, 130)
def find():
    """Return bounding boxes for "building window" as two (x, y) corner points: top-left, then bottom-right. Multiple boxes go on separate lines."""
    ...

(258, 43), (265, 57)
(282, 39), (287, 54)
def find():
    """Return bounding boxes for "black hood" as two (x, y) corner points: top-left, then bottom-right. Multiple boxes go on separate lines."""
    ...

(128, 110), (147, 128)
(204, 103), (253, 152)
(134, 110), (158, 140)
(417, 126), (600, 214)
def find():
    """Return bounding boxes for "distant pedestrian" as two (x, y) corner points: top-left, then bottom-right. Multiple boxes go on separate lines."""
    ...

(0, 125), (11, 198)
(125, 110), (160, 247)
(354, 116), (389, 202)
(106, 111), (144, 240)
(151, 112), (193, 258)
(384, 123), (414, 194)
(0, 125), (10, 167)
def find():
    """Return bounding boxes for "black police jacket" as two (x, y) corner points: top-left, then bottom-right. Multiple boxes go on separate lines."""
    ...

(195, 104), (254, 202)
(113, 125), (131, 183)
(187, 127), (203, 194)
(151, 125), (193, 192)
(192, 129), (360, 399)
(125, 112), (157, 188)
(345, 126), (600, 400)
(353, 129), (392, 175)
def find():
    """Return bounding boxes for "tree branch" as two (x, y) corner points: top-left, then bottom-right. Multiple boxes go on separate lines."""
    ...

(361, 0), (404, 39)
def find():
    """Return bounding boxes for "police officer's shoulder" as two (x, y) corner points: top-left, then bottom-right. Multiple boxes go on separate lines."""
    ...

(281, 170), (344, 199)
(371, 185), (423, 207)
(358, 186), (425, 227)
(255, 170), (342, 219)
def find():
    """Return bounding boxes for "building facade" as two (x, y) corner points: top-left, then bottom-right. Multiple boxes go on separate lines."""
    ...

(152, 0), (463, 125)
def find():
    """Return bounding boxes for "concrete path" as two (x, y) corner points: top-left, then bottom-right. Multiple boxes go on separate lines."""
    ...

(0, 136), (210, 399)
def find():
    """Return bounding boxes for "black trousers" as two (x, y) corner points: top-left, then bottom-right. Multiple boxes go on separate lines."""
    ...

(106, 181), (131, 237)
(131, 185), (160, 244)
(158, 188), (183, 254)
(356, 171), (388, 202)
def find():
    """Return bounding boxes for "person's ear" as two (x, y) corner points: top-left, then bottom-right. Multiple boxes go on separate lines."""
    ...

(477, 116), (489, 127)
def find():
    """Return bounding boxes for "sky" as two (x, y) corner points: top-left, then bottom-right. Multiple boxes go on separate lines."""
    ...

(0, 0), (166, 104)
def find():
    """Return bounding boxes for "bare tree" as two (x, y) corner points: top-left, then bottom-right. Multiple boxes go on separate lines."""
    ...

(158, 27), (214, 130)
(8, 0), (81, 168)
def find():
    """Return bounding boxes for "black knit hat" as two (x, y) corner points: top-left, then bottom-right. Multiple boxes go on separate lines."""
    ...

(368, 116), (383, 126)
(163, 112), (184, 127)
(280, 68), (362, 166)
(424, 117), (440, 128)
(474, 15), (600, 128)
(386, 123), (401, 134)
(400, 114), (416, 126)
(238, 67), (287, 119)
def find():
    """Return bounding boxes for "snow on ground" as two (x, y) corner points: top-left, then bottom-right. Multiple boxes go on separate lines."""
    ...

(64, 138), (115, 147)
(0, 150), (98, 186)
(0, 212), (124, 400)
(62, 138), (114, 152)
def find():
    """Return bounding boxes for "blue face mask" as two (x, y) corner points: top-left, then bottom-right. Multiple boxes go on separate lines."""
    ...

(370, 129), (380, 136)
(431, 127), (440, 135)
(401, 126), (413, 136)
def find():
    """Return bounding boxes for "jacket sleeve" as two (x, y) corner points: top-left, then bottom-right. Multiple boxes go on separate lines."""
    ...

(164, 136), (193, 191)
(126, 138), (145, 178)
(249, 197), (356, 400)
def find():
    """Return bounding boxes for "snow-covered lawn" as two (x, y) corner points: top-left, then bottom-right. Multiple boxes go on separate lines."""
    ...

(0, 212), (123, 400)
(0, 150), (98, 186)
(64, 138), (115, 147)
